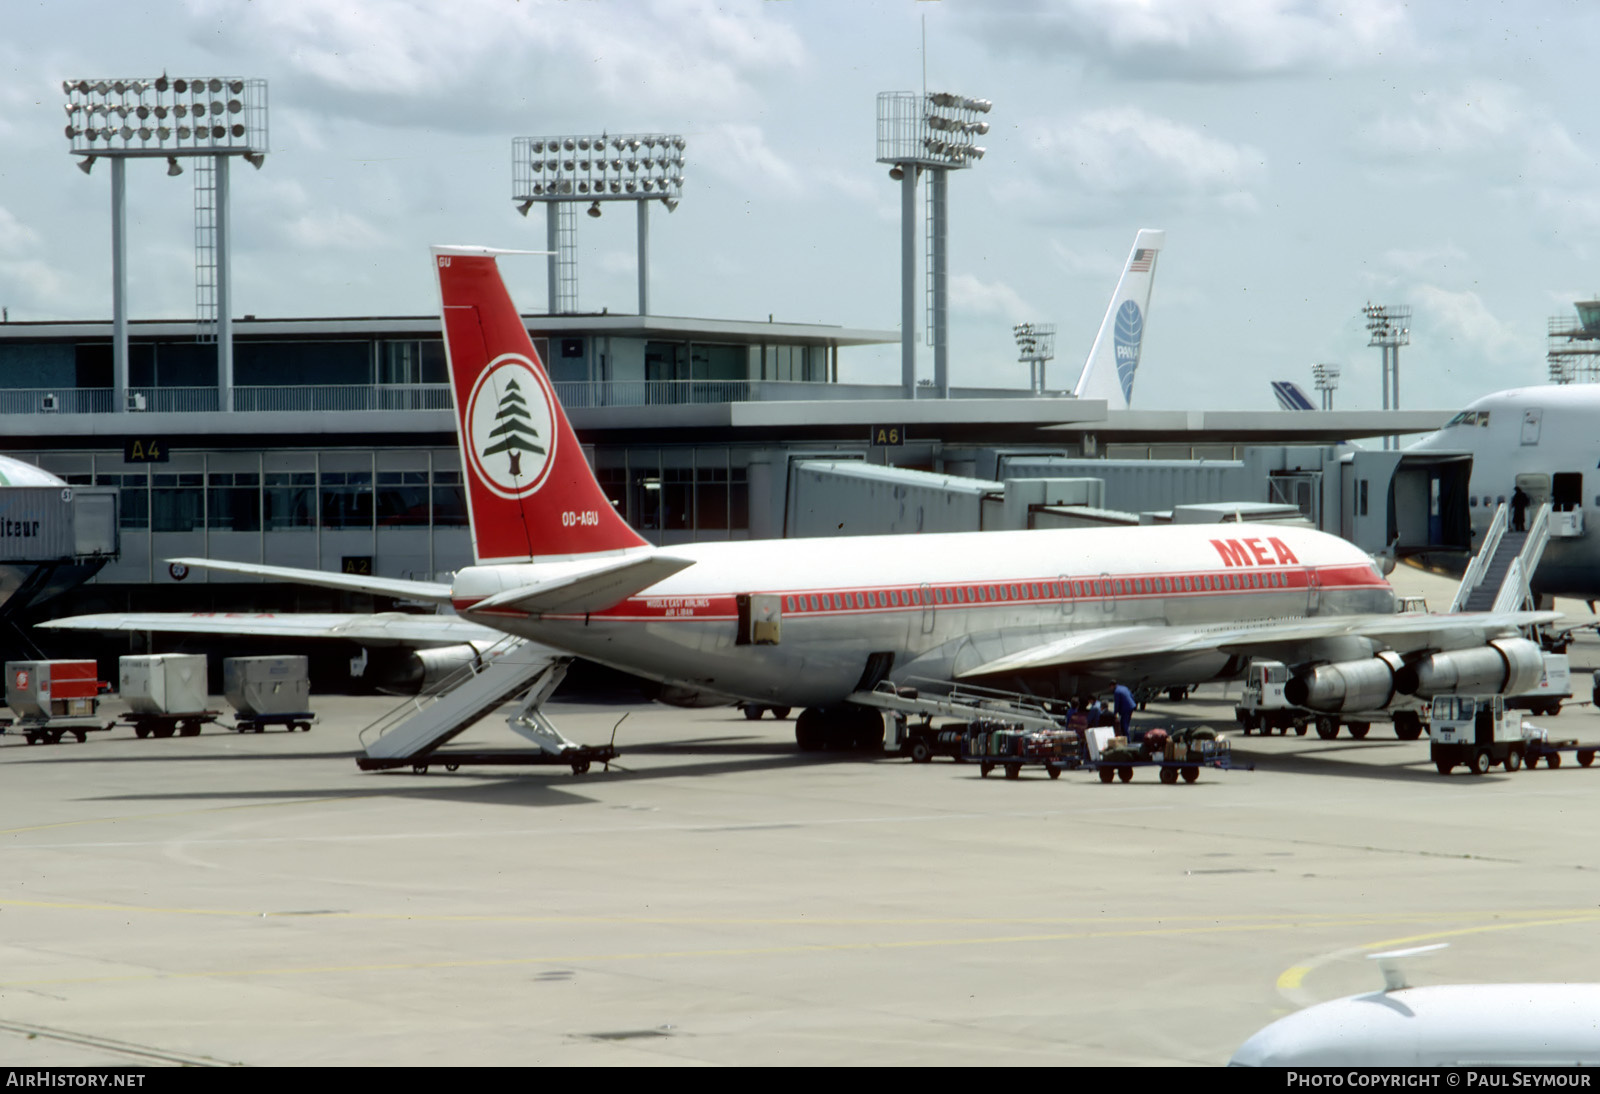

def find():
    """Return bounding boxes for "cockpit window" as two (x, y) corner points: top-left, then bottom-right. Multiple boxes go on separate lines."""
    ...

(1446, 410), (1490, 428)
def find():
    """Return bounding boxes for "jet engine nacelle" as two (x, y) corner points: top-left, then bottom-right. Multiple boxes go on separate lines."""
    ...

(360, 644), (484, 696)
(1393, 637), (1545, 699)
(1284, 652), (1402, 713)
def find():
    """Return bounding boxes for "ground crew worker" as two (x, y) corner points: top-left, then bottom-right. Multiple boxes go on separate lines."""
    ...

(1112, 682), (1136, 736)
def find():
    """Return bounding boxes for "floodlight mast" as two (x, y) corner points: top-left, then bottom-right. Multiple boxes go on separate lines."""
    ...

(1014, 323), (1057, 394)
(1311, 362), (1340, 411)
(1364, 303), (1411, 449)
(512, 133), (685, 316)
(877, 91), (991, 399)
(63, 76), (268, 413)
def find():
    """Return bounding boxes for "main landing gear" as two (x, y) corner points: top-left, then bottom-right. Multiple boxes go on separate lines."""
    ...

(794, 706), (885, 752)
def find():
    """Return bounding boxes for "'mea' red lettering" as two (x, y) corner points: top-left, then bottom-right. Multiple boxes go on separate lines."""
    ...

(1210, 537), (1300, 566)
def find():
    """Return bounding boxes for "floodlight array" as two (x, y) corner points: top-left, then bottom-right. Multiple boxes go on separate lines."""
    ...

(63, 76), (268, 159)
(512, 133), (686, 206)
(1363, 302), (1411, 347)
(876, 90), (991, 169)
(1013, 322), (1056, 361)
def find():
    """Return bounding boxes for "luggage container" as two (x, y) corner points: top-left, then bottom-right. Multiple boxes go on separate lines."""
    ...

(120, 654), (208, 715)
(5, 660), (101, 718)
(113, 654), (218, 738)
(2, 659), (111, 744)
(224, 656), (313, 732)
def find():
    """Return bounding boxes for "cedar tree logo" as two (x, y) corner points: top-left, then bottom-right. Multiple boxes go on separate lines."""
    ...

(464, 354), (557, 498)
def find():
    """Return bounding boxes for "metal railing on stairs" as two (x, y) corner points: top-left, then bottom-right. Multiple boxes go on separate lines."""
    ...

(357, 634), (555, 760)
(1450, 503), (1509, 613)
(1492, 502), (1552, 614)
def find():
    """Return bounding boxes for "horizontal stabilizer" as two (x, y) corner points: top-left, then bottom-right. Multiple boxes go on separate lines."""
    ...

(164, 558), (453, 605)
(468, 553), (695, 616)
(39, 611), (501, 645)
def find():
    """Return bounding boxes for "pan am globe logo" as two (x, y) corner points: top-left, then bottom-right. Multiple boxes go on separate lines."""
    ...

(465, 353), (558, 499)
(1113, 300), (1143, 403)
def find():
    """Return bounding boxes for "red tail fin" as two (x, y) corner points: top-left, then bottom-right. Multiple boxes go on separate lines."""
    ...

(434, 247), (648, 563)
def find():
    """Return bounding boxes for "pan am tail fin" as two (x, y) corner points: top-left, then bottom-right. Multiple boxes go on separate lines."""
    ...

(1072, 228), (1164, 409)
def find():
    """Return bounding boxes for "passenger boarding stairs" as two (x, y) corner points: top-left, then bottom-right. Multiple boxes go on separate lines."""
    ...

(850, 679), (1066, 731)
(357, 635), (577, 765)
(1450, 502), (1551, 614)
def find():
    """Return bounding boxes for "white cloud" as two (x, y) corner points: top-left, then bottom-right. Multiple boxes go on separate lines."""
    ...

(1366, 83), (1528, 157)
(283, 209), (389, 252)
(967, 0), (1414, 79)
(695, 124), (805, 196)
(1410, 285), (1523, 363)
(1360, 81), (1600, 238)
(0, 208), (41, 255)
(1382, 244), (1471, 278)
(0, 258), (75, 318)
(950, 273), (1033, 322)
(192, 0), (804, 128)
(1031, 106), (1265, 199)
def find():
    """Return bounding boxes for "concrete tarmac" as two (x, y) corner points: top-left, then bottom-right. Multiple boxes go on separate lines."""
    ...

(4, 629), (1600, 1066)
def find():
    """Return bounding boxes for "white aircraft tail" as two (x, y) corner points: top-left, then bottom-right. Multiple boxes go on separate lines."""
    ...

(1072, 229), (1164, 408)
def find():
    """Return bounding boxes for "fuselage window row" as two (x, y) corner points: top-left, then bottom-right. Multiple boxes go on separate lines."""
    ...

(774, 568), (1311, 615)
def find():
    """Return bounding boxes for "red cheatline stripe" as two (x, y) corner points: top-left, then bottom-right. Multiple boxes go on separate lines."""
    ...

(453, 563), (1389, 621)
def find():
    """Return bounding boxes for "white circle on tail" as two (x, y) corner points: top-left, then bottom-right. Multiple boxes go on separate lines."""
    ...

(464, 353), (558, 499)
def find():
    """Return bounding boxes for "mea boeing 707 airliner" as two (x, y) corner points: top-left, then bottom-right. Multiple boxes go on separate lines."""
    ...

(93, 245), (1555, 751)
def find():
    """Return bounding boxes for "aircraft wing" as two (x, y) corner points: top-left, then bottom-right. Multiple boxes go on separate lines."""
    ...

(38, 611), (502, 645)
(166, 557), (453, 605)
(960, 610), (1562, 679)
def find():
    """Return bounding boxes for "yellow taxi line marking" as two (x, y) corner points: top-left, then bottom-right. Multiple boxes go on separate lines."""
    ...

(1275, 912), (1600, 993)
(11, 911), (1600, 989)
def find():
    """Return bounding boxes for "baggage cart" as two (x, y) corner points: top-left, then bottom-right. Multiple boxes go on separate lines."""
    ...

(1521, 725), (1600, 769)
(3, 660), (112, 745)
(1085, 726), (1252, 784)
(112, 711), (221, 739)
(963, 721), (1079, 779)
(231, 712), (315, 734)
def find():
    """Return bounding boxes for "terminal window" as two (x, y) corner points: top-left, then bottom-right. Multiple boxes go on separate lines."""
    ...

(207, 472), (261, 532)
(264, 473), (315, 531)
(96, 472), (149, 530)
(321, 471), (374, 530)
(431, 471), (467, 527)
(377, 471), (430, 526)
(152, 473), (204, 533)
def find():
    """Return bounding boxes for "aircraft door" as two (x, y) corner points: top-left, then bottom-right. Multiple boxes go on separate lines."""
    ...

(1516, 473), (1551, 509)
(1553, 472), (1583, 512)
(736, 594), (782, 646)
(1058, 574), (1074, 617)
(1429, 476), (1443, 546)
(919, 583), (935, 635)
(1521, 408), (1543, 446)
(1306, 567), (1321, 615)
(1099, 572), (1115, 615)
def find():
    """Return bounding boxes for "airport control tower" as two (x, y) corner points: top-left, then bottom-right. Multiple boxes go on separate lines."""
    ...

(1547, 300), (1600, 383)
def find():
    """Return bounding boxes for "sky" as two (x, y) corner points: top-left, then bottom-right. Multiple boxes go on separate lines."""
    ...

(2, 0), (1599, 412)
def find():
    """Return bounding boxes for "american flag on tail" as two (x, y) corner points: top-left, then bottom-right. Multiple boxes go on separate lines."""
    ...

(1128, 248), (1156, 273)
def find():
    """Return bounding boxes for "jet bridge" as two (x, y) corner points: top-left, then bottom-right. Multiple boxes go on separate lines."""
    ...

(1340, 450), (1474, 557)
(354, 636), (617, 774)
